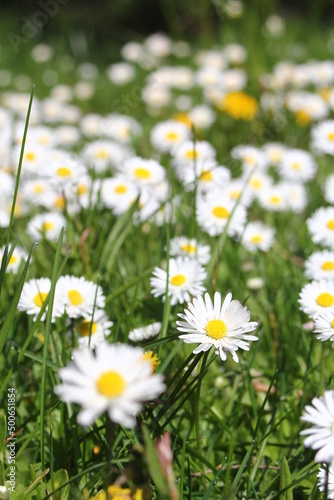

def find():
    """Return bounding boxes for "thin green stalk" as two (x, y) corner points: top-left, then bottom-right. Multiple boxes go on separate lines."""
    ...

(194, 351), (210, 453)
(40, 228), (64, 471)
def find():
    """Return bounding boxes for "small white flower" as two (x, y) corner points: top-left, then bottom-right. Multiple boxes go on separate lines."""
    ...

(150, 257), (206, 306)
(0, 245), (28, 274)
(169, 236), (211, 265)
(313, 311), (334, 342)
(300, 390), (334, 463)
(311, 120), (334, 155)
(305, 250), (334, 281)
(122, 157), (166, 187)
(278, 149), (317, 182)
(241, 221), (275, 253)
(54, 343), (165, 427)
(27, 212), (66, 242)
(150, 120), (191, 153)
(18, 277), (65, 322)
(324, 174), (334, 205)
(75, 310), (114, 348)
(317, 460), (334, 498)
(56, 275), (105, 319)
(298, 279), (334, 318)
(177, 291), (258, 363)
(307, 207), (334, 249)
(129, 322), (162, 342)
(196, 194), (246, 237)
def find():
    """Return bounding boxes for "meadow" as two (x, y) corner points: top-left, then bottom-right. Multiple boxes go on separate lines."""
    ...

(0, 4), (334, 499)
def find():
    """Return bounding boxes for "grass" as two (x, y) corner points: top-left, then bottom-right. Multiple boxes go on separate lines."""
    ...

(0, 4), (334, 499)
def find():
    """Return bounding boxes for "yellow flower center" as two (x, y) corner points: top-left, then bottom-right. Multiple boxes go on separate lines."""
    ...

(321, 261), (334, 271)
(95, 149), (109, 159)
(327, 132), (334, 141)
(77, 319), (97, 337)
(9, 255), (17, 265)
(295, 110), (311, 126)
(33, 184), (45, 193)
(170, 274), (186, 286)
(291, 162), (301, 171)
(42, 221), (54, 231)
(327, 220), (334, 230)
(212, 206), (230, 218)
(230, 190), (241, 199)
(250, 179), (262, 189)
(316, 292), (334, 308)
(57, 166), (72, 177)
(142, 351), (161, 372)
(34, 292), (48, 308)
(332, 319), (334, 328)
(166, 131), (179, 141)
(250, 235), (263, 244)
(270, 195), (281, 204)
(269, 151), (282, 163)
(134, 167), (151, 179)
(25, 151), (36, 161)
(244, 155), (256, 165)
(181, 244), (197, 254)
(77, 184), (88, 196)
(200, 170), (213, 182)
(205, 319), (227, 339)
(185, 150), (199, 160)
(96, 371), (126, 397)
(68, 289), (84, 306)
(115, 184), (128, 194)
(54, 195), (65, 209)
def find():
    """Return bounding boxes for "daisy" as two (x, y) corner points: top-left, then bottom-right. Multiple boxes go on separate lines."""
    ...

(258, 185), (288, 212)
(128, 322), (162, 342)
(55, 126), (81, 148)
(241, 221), (275, 253)
(121, 157), (166, 187)
(172, 140), (216, 169)
(188, 105), (215, 129)
(317, 460), (334, 499)
(106, 62), (136, 85)
(231, 145), (267, 174)
(75, 310), (114, 348)
(21, 179), (55, 207)
(100, 114), (141, 144)
(311, 120), (334, 155)
(18, 277), (65, 322)
(262, 142), (286, 166)
(100, 177), (139, 214)
(300, 390), (334, 463)
(150, 257), (206, 306)
(223, 178), (253, 207)
(46, 154), (87, 188)
(169, 236), (211, 265)
(54, 343), (165, 427)
(177, 291), (258, 363)
(56, 275), (105, 319)
(277, 149), (317, 182)
(0, 245), (28, 274)
(298, 279), (334, 318)
(26, 212), (66, 242)
(281, 182), (308, 213)
(196, 194), (247, 237)
(305, 250), (334, 280)
(324, 174), (334, 204)
(313, 311), (334, 342)
(150, 120), (191, 154)
(307, 207), (334, 248)
(82, 140), (131, 173)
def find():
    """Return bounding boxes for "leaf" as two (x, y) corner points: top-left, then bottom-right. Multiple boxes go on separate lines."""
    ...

(142, 424), (169, 497)
(0, 413), (6, 454)
(46, 469), (70, 500)
(279, 456), (293, 500)
(24, 468), (50, 498)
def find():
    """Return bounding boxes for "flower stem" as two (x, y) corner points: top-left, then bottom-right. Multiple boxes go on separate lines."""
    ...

(194, 351), (210, 453)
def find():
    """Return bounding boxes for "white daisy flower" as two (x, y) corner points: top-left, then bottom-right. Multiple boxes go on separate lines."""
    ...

(150, 120), (191, 153)
(133, 190), (161, 226)
(300, 390), (334, 463)
(55, 126), (81, 147)
(21, 179), (55, 207)
(106, 62), (136, 85)
(56, 275), (105, 319)
(307, 207), (334, 248)
(18, 277), (65, 322)
(0, 170), (14, 197)
(281, 182), (308, 213)
(262, 142), (286, 166)
(277, 149), (317, 182)
(313, 311), (334, 342)
(324, 174), (334, 204)
(305, 250), (334, 280)
(241, 221), (275, 253)
(46, 154), (87, 187)
(54, 343), (165, 427)
(100, 114), (141, 144)
(129, 322), (162, 342)
(311, 120), (334, 155)
(188, 105), (215, 129)
(298, 279), (334, 318)
(317, 460), (334, 499)
(100, 177), (139, 214)
(0, 245), (28, 274)
(27, 212), (66, 242)
(245, 172), (273, 200)
(150, 257), (206, 306)
(121, 157), (166, 187)
(177, 159), (230, 194)
(196, 194), (247, 237)
(82, 140), (131, 173)
(176, 291), (258, 363)
(169, 236), (211, 265)
(258, 185), (288, 212)
(231, 145), (268, 174)
(223, 178), (253, 207)
(172, 140), (216, 169)
(75, 310), (114, 348)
